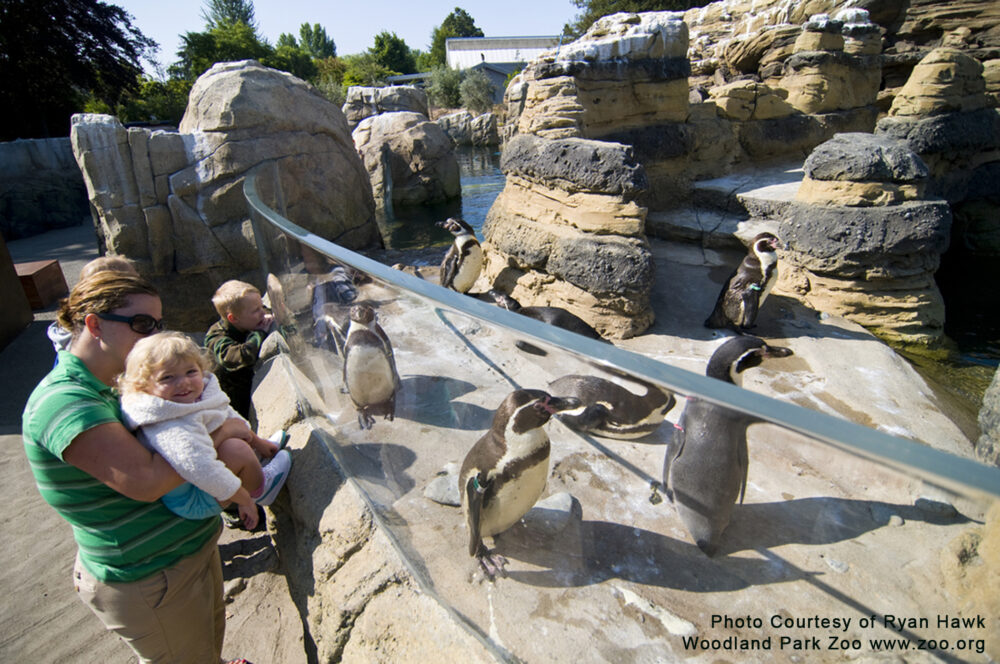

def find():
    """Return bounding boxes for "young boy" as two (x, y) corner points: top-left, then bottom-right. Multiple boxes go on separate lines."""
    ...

(204, 280), (274, 419)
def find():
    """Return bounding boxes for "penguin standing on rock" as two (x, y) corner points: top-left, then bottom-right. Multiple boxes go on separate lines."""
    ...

(343, 304), (400, 430)
(548, 374), (675, 440)
(438, 218), (482, 293)
(460, 389), (582, 579)
(705, 232), (782, 332)
(663, 335), (792, 555)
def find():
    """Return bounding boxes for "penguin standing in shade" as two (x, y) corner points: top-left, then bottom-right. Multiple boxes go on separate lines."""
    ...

(663, 335), (792, 555)
(438, 218), (483, 293)
(460, 389), (581, 579)
(343, 304), (400, 430)
(704, 232), (782, 332)
(548, 374), (675, 440)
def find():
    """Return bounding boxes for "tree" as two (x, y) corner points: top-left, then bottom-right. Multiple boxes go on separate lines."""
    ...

(563, 0), (709, 38)
(299, 23), (336, 59)
(341, 53), (394, 87)
(426, 66), (463, 109)
(265, 44), (318, 81)
(202, 0), (258, 32)
(459, 69), (495, 114)
(428, 7), (484, 67)
(370, 32), (416, 75)
(171, 21), (272, 81)
(0, 0), (154, 140)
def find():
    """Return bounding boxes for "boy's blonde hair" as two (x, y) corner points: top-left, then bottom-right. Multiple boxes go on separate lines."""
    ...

(212, 280), (260, 318)
(79, 255), (139, 282)
(119, 331), (213, 396)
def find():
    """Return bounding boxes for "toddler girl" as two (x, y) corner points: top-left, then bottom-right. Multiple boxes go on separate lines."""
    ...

(119, 332), (291, 529)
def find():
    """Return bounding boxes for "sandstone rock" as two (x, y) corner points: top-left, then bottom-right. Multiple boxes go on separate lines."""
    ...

(550, 11), (689, 62)
(721, 24), (800, 76)
(469, 113), (499, 146)
(71, 61), (380, 330)
(837, 7), (882, 55)
(483, 134), (653, 338)
(709, 80), (795, 121)
(977, 367), (1000, 465)
(353, 111), (460, 207)
(781, 50), (881, 114)
(888, 47), (990, 117)
(436, 110), (473, 145)
(341, 85), (428, 128)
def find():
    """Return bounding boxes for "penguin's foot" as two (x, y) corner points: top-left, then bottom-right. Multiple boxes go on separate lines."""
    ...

(477, 550), (509, 581)
(357, 411), (375, 430)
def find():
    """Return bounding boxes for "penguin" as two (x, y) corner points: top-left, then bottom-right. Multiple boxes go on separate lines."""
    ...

(342, 304), (400, 430)
(548, 373), (675, 440)
(704, 232), (782, 332)
(476, 289), (605, 355)
(459, 389), (582, 579)
(663, 335), (792, 556)
(438, 218), (483, 293)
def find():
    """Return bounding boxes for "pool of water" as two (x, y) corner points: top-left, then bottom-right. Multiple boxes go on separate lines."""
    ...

(375, 146), (504, 251)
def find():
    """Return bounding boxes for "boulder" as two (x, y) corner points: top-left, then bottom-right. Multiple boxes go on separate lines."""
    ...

(887, 48), (991, 117)
(341, 85), (429, 128)
(353, 111), (460, 208)
(482, 134), (653, 338)
(436, 111), (500, 147)
(71, 61), (380, 330)
(0, 138), (89, 240)
(978, 367), (1000, 465)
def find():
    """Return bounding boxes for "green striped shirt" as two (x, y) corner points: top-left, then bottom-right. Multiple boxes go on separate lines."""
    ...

(22, 351), (218, 583)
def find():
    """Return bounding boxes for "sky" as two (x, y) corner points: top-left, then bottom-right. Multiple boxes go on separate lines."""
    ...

(119, 0), (580, 76)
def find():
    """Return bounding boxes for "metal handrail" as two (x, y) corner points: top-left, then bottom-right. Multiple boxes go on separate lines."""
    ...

(244, 164), (1000, 501)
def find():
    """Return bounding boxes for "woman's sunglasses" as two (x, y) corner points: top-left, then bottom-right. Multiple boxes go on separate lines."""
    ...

(97, 312), (164, 335)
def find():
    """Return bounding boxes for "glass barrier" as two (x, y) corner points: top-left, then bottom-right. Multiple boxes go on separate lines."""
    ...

(245, 162), (998, 662)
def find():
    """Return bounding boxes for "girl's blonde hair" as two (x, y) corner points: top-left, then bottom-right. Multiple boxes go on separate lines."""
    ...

(119, 331), (213, 396)
(79, 255), (139, 282)
(56, 272), (158, 336)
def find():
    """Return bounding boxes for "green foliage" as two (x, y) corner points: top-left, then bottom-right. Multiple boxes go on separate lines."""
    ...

(171, 21), (272, 81)
(563, 0), (709, 38)
(341, 53), (395, 87)
(370, 32), (416, 75)
(299, 23), (336, 59)
(459, 69), (495, 114)
(112, 78), (193, 125)
(276, 33), (297, 49)
(315, 56), (347, 85)
(426, 66), (464, 109)
(264, 44), (318, 81)
(202, 0), (258, 31)
(415, 50), (437, 73)
(428, 7), (484, 68)
(0, 0), (154, 140)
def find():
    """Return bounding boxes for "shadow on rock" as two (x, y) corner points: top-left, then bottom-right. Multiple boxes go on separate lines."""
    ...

(221, 533), (279, 580)
(719, 496), (971, 555)
(336, 442), (418, 499)
(397, 374), (493, 430)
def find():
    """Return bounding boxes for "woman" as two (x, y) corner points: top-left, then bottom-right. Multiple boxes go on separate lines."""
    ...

(22, 271), (251, 664)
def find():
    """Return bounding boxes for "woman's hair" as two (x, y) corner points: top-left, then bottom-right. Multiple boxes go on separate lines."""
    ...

(78, 255), (139, 281)
(56, 272), (159, 335)
(119, 331), (213, 396)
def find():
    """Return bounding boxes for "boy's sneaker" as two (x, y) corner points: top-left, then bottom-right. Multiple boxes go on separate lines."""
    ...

(253, 449), (291, 506)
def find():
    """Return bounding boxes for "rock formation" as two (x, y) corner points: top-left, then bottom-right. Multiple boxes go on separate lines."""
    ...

(482, 134), (653, 339)
(341, 85), (429, 129)
(71, 61), (380, 330)
(778, 133), (951, 346)
(436, 111), (499, 146)
(353, 112), (460, 209)
(978, 368), (1000, 466)
(0, 137), (89, 240)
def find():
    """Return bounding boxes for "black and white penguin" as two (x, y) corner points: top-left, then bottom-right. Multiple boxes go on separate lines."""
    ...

(476, 289), (606, 355)
(342, 304), (400, 430)
(663, 335), (792, 556)
(704, 232), (781, 332)
(459, 389), (581, 579)
(438, 218), (483, 293)
(548, 374), (675, 440)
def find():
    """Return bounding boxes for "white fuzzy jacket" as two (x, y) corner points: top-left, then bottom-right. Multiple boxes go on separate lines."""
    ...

(121, 373), (244, 502)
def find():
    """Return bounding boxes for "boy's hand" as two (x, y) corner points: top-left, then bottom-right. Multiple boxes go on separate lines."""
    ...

(238, 501), (259, 530)
(256, 313), (274, 332)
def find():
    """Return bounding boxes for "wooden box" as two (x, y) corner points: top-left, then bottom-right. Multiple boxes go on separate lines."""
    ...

(15, 259), (68, 309)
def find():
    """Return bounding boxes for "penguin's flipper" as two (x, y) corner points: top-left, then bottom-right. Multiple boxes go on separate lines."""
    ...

(464, 474), (488, 557)
(440, 247), (459, 289)
(662, 419), (686, 501)
(739, 286), (760, 329)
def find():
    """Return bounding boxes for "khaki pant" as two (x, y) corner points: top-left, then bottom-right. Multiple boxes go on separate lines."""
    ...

(74, 525), (225, 664)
